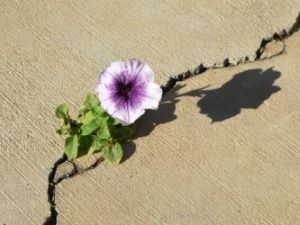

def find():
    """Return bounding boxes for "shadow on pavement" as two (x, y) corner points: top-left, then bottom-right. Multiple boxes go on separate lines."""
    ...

(136, 67), (281, 141)
(135, 85), (184, 138)
(181, 67), (281, 123)
(121, 141), (136, 163)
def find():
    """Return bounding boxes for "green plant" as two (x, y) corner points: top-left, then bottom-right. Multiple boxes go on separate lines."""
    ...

(55, 93), (134, 164)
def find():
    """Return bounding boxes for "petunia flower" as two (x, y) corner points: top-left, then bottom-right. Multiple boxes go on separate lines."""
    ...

(96, 59), (162, 125)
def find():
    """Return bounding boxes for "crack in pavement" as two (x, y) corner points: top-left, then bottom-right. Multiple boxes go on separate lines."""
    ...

(43, 12), (300, 225)
(43, 155), (103, 225)
(162, 12), (300, 95)
(43, 154), (66, 225)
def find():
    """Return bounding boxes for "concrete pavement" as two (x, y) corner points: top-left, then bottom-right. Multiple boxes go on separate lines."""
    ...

(1, 1), (300, 224)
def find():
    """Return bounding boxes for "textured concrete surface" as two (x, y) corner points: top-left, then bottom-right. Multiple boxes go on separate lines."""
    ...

(1, 1), (300, 83)
(56, 33), (300, 225)
(0, 1), (300, 224)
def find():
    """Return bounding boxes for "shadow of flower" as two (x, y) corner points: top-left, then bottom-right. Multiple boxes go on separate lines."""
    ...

(180, 67), (281, 122)
(127, 67), (281, 160)
(134, 85), (183, 138)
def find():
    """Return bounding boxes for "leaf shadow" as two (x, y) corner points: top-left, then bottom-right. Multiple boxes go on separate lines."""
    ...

(121, 141), (136, 163)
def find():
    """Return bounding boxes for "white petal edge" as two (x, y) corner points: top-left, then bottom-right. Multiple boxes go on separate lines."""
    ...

(99, 61), (124, 85)
(96, 83), (119, 119)
(112, 104), (146, 125)
(142, 82), (163, 110)
(126, 59), (154, 83)
(139, 63), (154, 83)
(127, 59), (143, 75)
(106, 61), (124, 76)
(95, 83), (111, 102)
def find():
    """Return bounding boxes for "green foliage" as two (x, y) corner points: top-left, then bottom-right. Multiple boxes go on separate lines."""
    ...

(55, 103), (69, 119)
(112, 126), (134, 142)
(64, 135), (79, 160)
(55, 93), (134, 164)
(81, 118), (104, 136)
(78, 135), (94, 156)
(79, 93), (102, 115)
(56, 123), (70, 135)
(102, 142), (123, 165)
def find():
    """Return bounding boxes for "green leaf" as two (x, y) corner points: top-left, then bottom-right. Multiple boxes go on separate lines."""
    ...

(79, 111), (96, 124)
(94, 138), (108, 149)
(64, 135), (79, 160)
(79, 94), (100, 116)
(102, 142), (123, 164)
(56, 124), (70, 135)
(69, 125), (81, 135)
(89, 137), (109, 154)
(78, 135), (94, 157)
(83, 93), (99, 109)
(107, 117), (120, 126)
(81, 118), (103, 136)
(97, 123), (111, 139)
(79, 106), (89, 116)
(79, 106), (106, 124)
(114, 126), (134, 141)
(92, 105), (105, 116)
(55, 103), (69, 119)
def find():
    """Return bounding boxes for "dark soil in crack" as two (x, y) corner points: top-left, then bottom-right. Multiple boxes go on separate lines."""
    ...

(43, 155), (103, 225)
(161, 12), (300, 94)
(43, 154), (67, 225)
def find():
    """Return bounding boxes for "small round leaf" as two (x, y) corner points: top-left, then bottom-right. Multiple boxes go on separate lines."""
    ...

(64, 135), (79, 160)
(81, 119), (103, 136)
(55, 103), (69, 119)
(102, 142), (123, 164)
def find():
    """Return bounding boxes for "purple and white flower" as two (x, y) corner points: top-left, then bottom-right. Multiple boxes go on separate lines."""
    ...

(96, 59), (162, 125)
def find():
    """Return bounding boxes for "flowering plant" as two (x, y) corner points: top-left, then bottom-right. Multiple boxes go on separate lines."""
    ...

(55, 59), (162, 164)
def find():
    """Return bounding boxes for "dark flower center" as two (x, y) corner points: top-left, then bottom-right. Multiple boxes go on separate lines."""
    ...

(117, 81), (133, 98)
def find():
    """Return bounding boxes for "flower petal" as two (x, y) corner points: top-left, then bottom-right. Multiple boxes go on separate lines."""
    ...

(96, 60), (161, 125)
(112, 104), (146, 125)
(98, 82), (146, 125)
(96, 82), (111, 102)
(127, 59), (143, 74)
(96, 83), (117, 115)
(99, 61), (124, 85)
(106, 61), (124, 77)
(142, 82), (162, 110)
(126, 59), (154, 83)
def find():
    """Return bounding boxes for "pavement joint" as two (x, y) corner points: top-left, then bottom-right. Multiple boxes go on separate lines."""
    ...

(162, 12), (300, 94)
